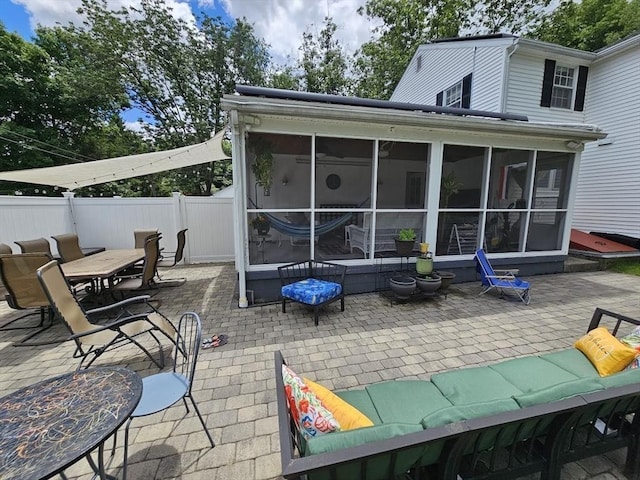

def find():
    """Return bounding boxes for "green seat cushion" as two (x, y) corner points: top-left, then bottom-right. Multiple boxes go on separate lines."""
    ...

(336, 389), (382, 424)
(540, 349), (599, 378)
(490, 356), (579, 393)
(514, 377), (604, 408)
(365, 380), (451, 424)
(431, 366), (523, 405)
(420, 398), (521, 429)
(599, 367), (640, 388)
(306, 423), (424, 480)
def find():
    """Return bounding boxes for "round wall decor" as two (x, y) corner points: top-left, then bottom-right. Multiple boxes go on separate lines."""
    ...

(326, 173), (341, 190)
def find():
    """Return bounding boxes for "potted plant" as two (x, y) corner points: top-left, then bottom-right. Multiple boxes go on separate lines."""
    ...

(249, 137), (274, 196)
(395, 228), (416, 256)
(251, 214), (271, 235)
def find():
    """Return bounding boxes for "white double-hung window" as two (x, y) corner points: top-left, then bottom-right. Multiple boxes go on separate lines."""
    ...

(444, 81), (463, 108)
(550, 65), (575, 109)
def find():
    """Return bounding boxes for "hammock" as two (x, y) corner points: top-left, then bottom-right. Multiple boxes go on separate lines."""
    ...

(248, 198), (368, 239)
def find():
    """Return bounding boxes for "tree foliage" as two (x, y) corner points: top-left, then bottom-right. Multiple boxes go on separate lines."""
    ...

(532, 0), (640, 51)
(299, 17), (351, 95)
(353, 0), (551, 99)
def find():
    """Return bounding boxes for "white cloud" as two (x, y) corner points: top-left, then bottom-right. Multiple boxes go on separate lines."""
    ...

(12, 0), (378, 64)
(219, 0), (377, 63)
(11, 0), (196, 30)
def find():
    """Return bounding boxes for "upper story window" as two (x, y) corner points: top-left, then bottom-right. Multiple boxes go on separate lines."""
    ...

(550, 65), (575, 109)
(445, 81), (463, 108)
(541, 59), (589, 112)
(436, 73), (472, 109)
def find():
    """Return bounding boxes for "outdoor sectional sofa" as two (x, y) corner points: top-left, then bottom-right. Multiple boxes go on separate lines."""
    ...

(276, 308), (640, 480)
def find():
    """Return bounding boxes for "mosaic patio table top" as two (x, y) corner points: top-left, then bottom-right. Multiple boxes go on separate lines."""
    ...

(0, 367), (142, 480)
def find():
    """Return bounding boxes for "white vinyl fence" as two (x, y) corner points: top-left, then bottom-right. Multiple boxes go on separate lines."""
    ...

(0, 193), (234, 263)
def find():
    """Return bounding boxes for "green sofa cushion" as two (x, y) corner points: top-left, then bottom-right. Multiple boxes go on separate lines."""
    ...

(421, 398), (521, 429)
(336, 389), (382, 424)
(431, 366), (523, 405)
(599, 367), (640, 388)
(365, 380), (451, 424)
(306, 423), (425, 480)
(514, 377), (604, 408)
(489, 356), (579, 393)
(540, 349), (599, 378)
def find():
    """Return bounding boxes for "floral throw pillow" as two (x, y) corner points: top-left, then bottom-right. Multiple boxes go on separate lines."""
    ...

(282, 365), (341, 439)
(621, 326), (640, 369)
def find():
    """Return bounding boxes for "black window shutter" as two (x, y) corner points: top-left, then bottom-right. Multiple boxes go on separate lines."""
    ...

(574, 66), (589, 111)
(540, 59), (556, 107)
(436, 91), (443, 106)
(462, 73), (473, 109)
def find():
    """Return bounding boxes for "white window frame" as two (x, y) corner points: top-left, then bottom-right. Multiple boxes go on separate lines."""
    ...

(550, 64), (575, 110)
(444, 80), (463, 108)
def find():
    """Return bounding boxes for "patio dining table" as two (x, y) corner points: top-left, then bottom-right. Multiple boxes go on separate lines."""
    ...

(61, 249), (145, 292)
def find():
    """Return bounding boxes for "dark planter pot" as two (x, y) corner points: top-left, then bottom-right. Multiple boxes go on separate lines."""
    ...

(389, 276), (416, 300)
(256, 225), (271, 235)
(434, 271), (456, 291)
(415, 274), (441, 295)
(394, 239), (415, 257)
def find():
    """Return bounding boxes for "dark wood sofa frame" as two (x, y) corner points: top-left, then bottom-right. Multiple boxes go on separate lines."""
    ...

(276, 308), (640, 480)
(278, 260), (346, 326)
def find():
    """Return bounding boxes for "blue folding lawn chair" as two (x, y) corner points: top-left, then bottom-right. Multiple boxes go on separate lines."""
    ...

(474, 248), (531, 305)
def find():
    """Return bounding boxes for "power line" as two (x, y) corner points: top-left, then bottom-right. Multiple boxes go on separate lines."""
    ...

(0, 127), (98, 163)
(0, 134), (87, 164)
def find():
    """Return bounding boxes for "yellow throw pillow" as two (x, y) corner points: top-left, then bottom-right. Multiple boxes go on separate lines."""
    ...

(575, 327), (638, 377)
(303, 378), (374, 431)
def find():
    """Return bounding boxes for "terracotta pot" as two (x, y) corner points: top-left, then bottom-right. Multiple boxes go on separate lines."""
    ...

(389, 276), (416, 299)
(415, 274), (441, 295)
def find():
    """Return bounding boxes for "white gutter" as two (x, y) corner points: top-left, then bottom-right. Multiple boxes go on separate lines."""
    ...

(221, 96), (606, 142)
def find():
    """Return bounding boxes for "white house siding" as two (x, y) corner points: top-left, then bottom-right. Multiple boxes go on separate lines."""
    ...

(572, 47), (640, 239)
(506, 53), (588, 123)
(391, 42), (506, 112)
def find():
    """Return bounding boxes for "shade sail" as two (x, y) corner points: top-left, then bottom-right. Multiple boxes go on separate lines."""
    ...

(0, 130), (230, 190)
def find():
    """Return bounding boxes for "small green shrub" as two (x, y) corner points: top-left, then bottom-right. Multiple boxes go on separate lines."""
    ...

(397, 228), (416, 241)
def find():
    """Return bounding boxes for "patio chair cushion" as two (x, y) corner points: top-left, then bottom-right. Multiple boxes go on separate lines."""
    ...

(282, 365), (341, 439)
(305, 423), (425, 480)
(489, 356), (579, 393)
(574, 327), (638, 376)
(365, 380), (451, 424)
(513, 377), (604, 408)
(431, 366), (522, 405)
(335, 389), (382, 424)
(304, 378), (374, 430)
(281, 278), (342, 306)
(598, 367), (640, 389)
(420, 398), (520, 429)
(539, 349), (600, 378)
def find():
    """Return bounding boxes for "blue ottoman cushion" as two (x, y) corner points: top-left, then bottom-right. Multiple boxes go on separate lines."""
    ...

(282, 279), (342, 305)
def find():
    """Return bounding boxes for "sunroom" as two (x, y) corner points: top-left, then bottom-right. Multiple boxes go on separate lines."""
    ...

(221, 87), (605, 306)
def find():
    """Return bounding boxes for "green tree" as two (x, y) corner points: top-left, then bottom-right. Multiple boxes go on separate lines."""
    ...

(532, 0), (640, 51)
(299, 17), (351, 95)
(70, 0), (269, 194)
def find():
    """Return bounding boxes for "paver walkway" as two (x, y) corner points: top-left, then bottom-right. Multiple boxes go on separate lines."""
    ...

(0, 264), (639, 479)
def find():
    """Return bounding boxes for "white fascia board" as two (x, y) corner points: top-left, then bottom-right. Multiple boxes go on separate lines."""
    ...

(594, 34), (640, 62)
(515, 38), (596, 62)
(222, 95), (606, 143)
(419, 37), (516, 51)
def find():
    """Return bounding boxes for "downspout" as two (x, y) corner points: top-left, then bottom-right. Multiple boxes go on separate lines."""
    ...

(230, 110), (248, 308)
(501, 40), (519, 113)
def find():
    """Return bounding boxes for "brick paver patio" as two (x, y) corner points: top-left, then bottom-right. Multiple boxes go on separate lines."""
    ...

(1, 263), (639, 479)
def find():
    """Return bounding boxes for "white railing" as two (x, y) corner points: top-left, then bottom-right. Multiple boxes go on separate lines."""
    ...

(0, 193), (234, 263)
